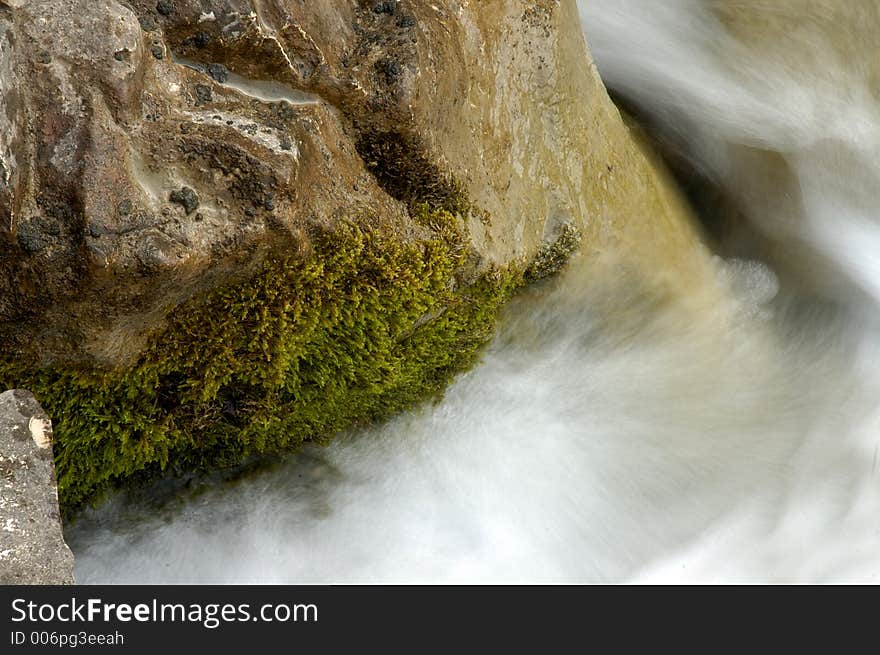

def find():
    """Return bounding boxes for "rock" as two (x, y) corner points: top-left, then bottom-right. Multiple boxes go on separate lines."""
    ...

(0, 0), (714, 509)
(0, 0), (710, 368)
(0, 390), (75, 584)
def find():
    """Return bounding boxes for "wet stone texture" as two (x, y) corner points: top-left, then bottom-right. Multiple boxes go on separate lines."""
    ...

(0, 390), (74, 584)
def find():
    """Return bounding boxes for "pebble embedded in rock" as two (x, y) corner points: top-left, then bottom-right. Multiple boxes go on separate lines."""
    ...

(151, 44), (164, 60)
(169, 187), (200, 214)
(194, 31), (212, 48)
(195, 84), (212, 104)
(156, 0), (174, 17)
(139, 15), (158, 32)
(206, 63), (229, 83)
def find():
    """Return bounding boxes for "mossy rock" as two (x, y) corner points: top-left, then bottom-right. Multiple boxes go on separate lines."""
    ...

(0, 209), (522, 513)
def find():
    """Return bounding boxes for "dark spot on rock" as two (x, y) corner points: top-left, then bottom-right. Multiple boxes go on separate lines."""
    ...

(87, 221), (108, 238)
(241, 123), (258, 135)
(169, 187), (199, 214)
(272, 102), (295, 121)
(193, 31), (213, 48)
(194, 84), (212, 105)
(139, 15), (158, 32)
(151, 44), (164, 60)
(279, 136), (292, 151)
(226, 120), (234, 125)
(114, 49), (130, 62)
(244, 207), (255, 218)
(263, 195), (275, 211)
(206, 63), (229, 83)
(373, 1), (395, 14)
(397, 15), (416, 28)
(117, 199), (133, 216)
(16, 221), (48, 253)
(376, 57), (403, 85)
(156, 1), (174, 17)
(37, 51), (51, 65)
(194, 212), (203, 222)
(180, 122), (192, 134)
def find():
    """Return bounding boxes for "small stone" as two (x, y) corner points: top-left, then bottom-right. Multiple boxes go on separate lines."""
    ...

(37, 51), (51, 65)
(194, 84), (212, 105)
(139, 15), (158, 32)
(117, 199), (133, 216)
(397, 15), (416, 28)
(206, 63), (229, 83)
(151, 44), (164, 60)
(373, 1), (395, 14)
(169, 187), (200, 214)
(263, 195), (275, 211)
(156, 0), (174, 17)
(279, 136), (292, 151)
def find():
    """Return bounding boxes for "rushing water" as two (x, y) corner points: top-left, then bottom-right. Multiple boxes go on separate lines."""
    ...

(66, 1), (880, 583)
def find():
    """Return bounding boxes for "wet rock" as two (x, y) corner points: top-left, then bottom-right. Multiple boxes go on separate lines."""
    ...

(0, 390), (75, 584)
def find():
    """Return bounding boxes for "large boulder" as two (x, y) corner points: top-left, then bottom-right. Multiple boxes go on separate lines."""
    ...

(0, 390), (74, 584)
(0, 0), (714, 509)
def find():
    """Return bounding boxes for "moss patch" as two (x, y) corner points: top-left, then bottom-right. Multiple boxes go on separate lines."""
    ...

(356, 129), (470, 215)
(524, 222), (582, 283)
(0, 210), (521, 512)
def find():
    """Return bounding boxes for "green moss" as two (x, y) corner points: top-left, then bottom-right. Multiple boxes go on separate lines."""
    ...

(524, 223), (583, 283)
(0, 211), (521, 512)
(356, 129), (470, 215)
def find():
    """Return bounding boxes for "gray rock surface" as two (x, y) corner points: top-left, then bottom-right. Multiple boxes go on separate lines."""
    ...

(0, 389), (74, 584)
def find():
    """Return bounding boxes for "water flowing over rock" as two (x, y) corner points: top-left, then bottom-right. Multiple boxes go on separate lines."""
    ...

(0, 390), (74, 584)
